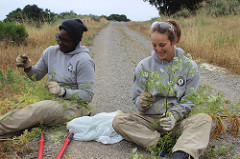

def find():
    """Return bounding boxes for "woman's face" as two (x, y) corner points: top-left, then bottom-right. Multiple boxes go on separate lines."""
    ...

(56, 29), (77, 53)
(151, 32), (176, 62)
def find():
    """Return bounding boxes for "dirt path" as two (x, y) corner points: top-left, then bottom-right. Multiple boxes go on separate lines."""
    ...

(28, 22), (239, 159)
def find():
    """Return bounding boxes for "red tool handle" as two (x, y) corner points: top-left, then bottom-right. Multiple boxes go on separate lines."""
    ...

(56, 132), (74, 159)
(38, 133), (45, 159)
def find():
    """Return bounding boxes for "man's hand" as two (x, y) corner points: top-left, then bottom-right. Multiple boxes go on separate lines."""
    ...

(45, 81), (66, 96)
(159, 112), (177, 131)
(16, 54), (32, 68)
(139, 92), (153, 109)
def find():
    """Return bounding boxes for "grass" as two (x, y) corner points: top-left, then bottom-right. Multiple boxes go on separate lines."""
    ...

(127, 15), (240, 74)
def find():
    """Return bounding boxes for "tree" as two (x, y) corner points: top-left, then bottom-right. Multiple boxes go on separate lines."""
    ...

(22, 4), (44, 22)
(4, 8), (25, 23)
(106, 14), (130, 22)
(143, 0), (204, 16)
(57, 10), (77, 20)
(4, 4), (56, 23)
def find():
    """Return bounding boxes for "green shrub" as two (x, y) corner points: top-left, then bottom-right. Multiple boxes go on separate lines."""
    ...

(83, 35), (95, 46)
(173, 8), (192, 18)
(106, 14), (130, 22)
(206, 0), (240, 16)
(0, 70), (5, 88)
(6, 68), (14, 84)
(0, 21), (28, 45)
(90, 15), (101, 22)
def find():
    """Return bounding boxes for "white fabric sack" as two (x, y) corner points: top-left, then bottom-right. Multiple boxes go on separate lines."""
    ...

(66, 111), (123, 144)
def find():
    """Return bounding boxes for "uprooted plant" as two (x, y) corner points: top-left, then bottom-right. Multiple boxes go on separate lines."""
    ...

(139, 53), (196, 116)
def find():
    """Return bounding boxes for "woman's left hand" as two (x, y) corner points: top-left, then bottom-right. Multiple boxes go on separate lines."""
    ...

(159, 112), (176, 131)
(139, 92), (153, 109)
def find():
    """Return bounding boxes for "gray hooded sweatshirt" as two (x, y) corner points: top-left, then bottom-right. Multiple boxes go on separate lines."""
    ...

(26, 43), (95, 103)
(133, 48), (200, 121)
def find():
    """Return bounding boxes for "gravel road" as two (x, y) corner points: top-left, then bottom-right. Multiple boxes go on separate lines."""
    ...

(38, 22), (240, 159)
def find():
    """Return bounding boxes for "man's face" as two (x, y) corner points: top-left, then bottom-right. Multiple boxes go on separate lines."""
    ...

(56, 29), (77, 53)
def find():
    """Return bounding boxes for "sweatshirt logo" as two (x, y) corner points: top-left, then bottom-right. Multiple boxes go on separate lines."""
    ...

(176, 77), (185, 86)
(67, 64), (73, 72)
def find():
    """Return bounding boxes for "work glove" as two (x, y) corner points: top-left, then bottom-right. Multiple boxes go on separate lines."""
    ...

(159, 112), (177, 131)
(139, 92), (153, 109)
(16, 54), (32, 68)
(45, 81), (66, 97)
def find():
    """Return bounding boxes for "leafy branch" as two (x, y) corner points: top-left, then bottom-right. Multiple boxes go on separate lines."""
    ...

(139, 53), (196, 115)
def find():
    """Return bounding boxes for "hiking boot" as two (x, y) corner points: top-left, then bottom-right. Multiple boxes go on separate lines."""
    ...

(169, 151), (194, 159)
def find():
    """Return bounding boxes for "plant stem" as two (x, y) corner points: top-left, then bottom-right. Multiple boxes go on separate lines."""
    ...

(0, 138), (19, 141)
(0, 100), (25, 122)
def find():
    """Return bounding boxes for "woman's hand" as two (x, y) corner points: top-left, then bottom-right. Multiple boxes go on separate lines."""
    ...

(159, 112), (177, 131)
(139, 92), (153, 109)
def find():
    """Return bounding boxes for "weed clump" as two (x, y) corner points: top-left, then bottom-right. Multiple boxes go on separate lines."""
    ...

(0, 68), (54, 116)
(209, 114), (227, 139)
(228, 114), (240, 138)
(0, 128), (42, 158)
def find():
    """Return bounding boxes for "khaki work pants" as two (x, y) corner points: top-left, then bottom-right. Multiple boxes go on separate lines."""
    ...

(112, 113), (212, 159)
(0, 100), (90, 136)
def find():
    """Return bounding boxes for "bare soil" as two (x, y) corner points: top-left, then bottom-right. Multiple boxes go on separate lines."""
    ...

(21, 22), (240, 159)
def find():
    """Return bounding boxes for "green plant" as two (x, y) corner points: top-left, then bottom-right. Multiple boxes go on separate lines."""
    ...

(149, 130), (181, 156)
(139, 53), (196, 115)
(83, 35), (95, 46)
(4, 4), (56, 24)
(0, 21), (28, 45)
(205, 0), (240, 16)
(106, 14), (130, 22)
(203, 144), (235, 158)
(0, 70), (5, 88)
(0, 69), (55, 116)
(129, 148), (149, 159)
(0, 127), (42, 158)
(187, 85), (225, 115)
(7, 68), (14, 84)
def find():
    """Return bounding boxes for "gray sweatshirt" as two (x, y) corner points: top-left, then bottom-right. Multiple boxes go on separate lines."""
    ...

(133, 48), (200, 121)
(26, 43), (95, 103)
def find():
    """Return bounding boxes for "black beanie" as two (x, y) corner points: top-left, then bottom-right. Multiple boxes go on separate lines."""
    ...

(59, 19), (88, 44)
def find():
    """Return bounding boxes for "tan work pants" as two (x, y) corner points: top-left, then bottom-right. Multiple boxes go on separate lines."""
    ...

(0, 100), (90, 136)
(112, 113), (212, 159)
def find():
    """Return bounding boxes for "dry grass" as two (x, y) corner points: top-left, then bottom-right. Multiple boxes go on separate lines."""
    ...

(128, 15), (240, 74)
(0, 18), (109, 74)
